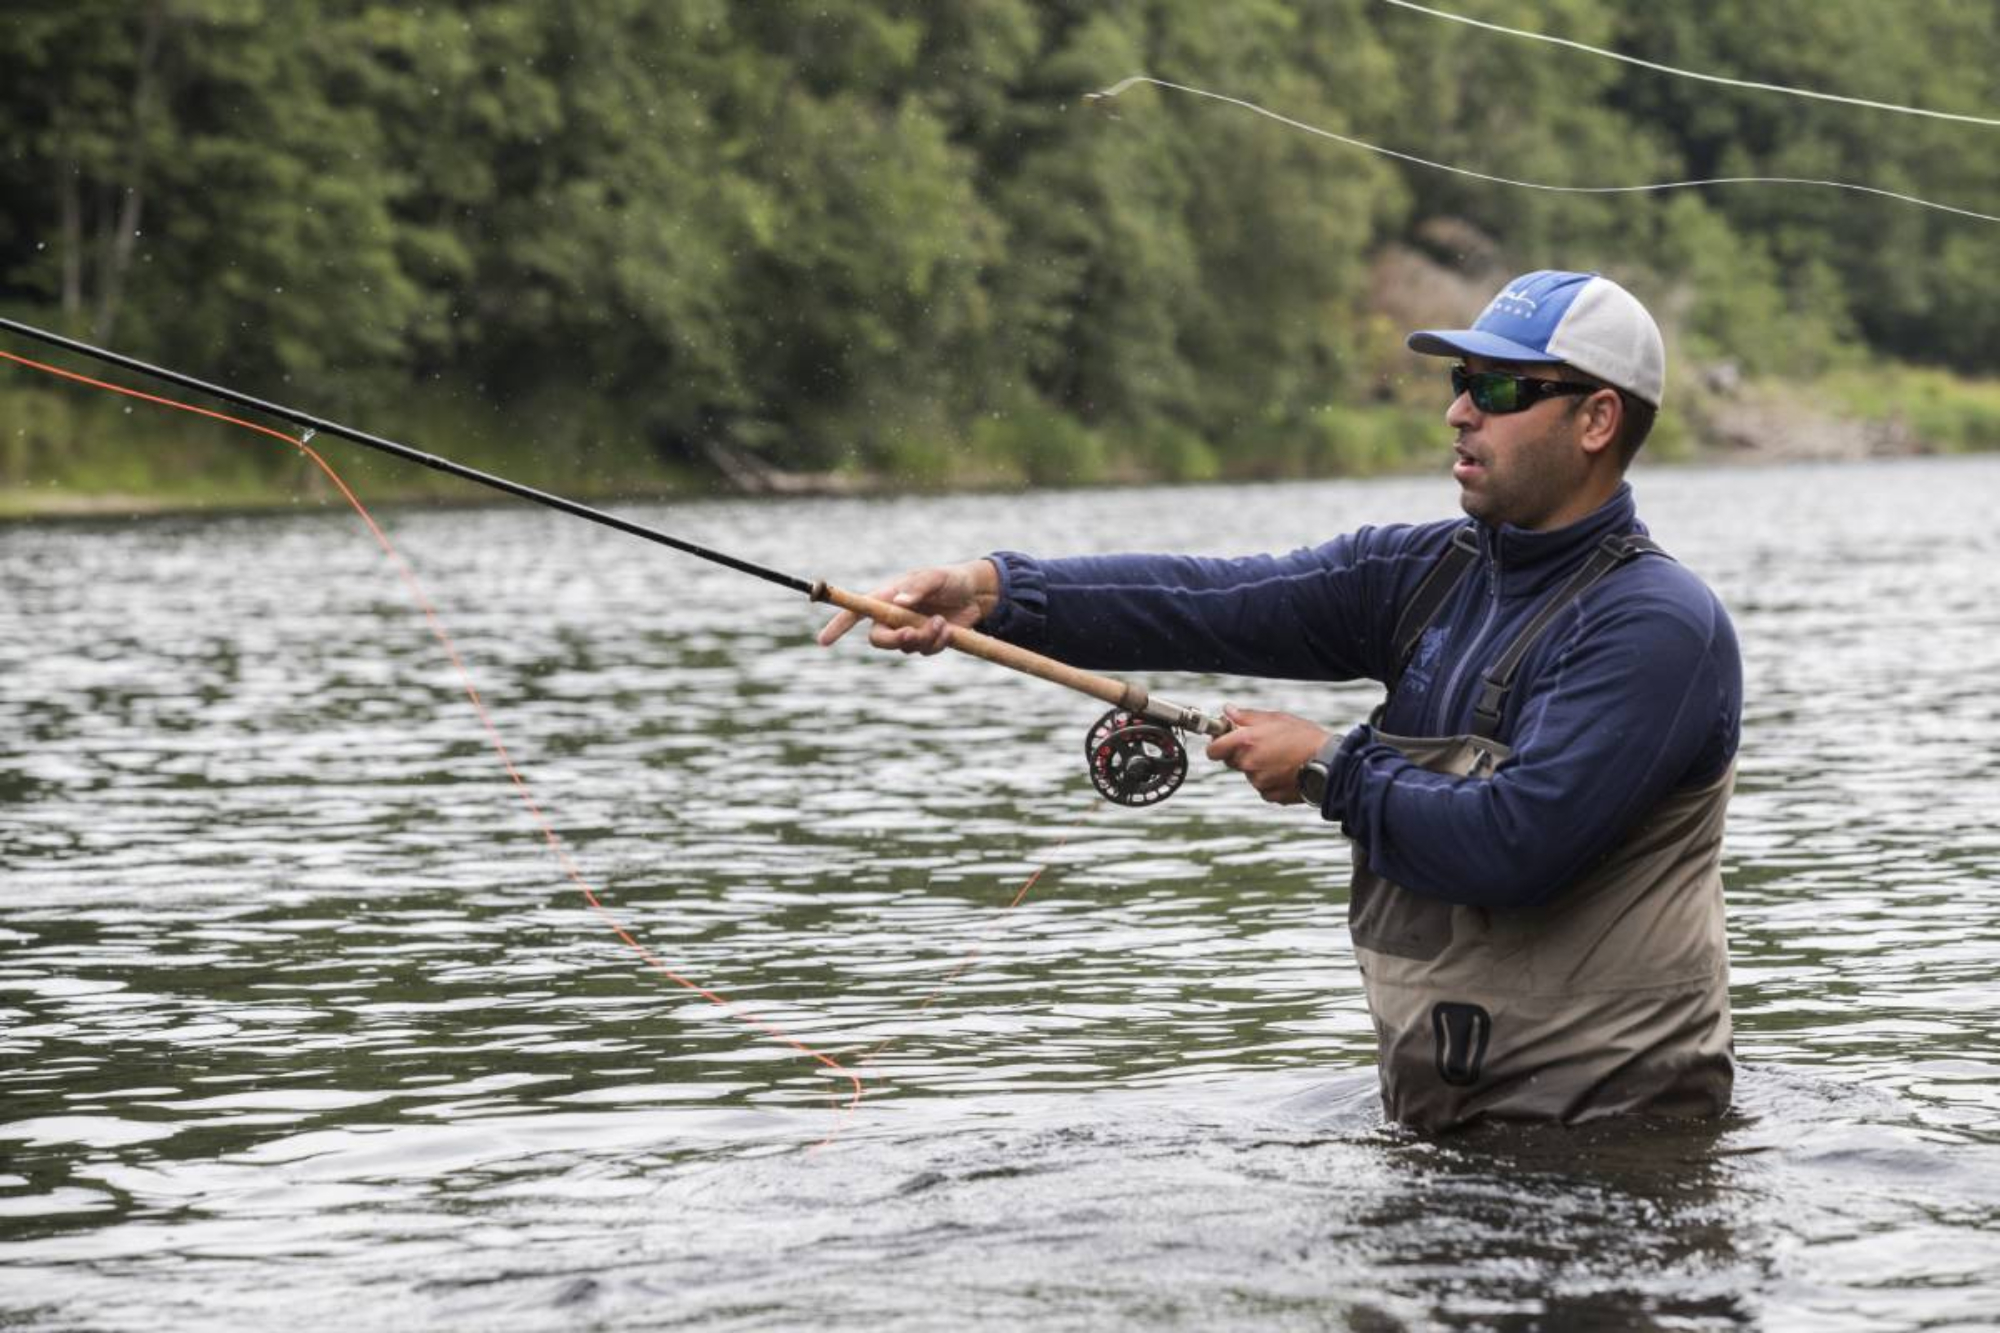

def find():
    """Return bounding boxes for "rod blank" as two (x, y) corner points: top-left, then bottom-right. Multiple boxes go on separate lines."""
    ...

(1, 314), (1228, 737)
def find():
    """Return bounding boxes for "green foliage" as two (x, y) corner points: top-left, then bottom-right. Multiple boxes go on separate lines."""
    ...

(0, 377), (324, 513)
(2, 0), (1998, 510)
(1820, 365), (2000, 454)
(1238, 404), (1442, 480)
(972, 398), (1108, 486)
(1610, 0), (2000, 368)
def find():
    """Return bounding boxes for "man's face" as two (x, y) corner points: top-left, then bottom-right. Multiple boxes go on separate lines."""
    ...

(1445, 356), (1596, 531)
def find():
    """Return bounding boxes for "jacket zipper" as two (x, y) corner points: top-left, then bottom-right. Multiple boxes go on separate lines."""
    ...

(1433, 542), (1502, 735)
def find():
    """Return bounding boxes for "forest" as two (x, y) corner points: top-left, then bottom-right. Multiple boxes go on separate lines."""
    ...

(3, 0), (1998, 508)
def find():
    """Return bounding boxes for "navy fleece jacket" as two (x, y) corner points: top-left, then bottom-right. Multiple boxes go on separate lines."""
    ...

(978, 484), (1741, 908)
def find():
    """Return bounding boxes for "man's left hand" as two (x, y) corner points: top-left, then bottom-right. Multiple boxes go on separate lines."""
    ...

(1206, 706), (1332, 805)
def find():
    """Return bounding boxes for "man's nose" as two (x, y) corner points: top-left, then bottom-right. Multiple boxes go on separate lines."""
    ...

(1446, 390), (1479, 431)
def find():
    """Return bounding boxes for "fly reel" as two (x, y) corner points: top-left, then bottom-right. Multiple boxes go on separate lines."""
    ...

(1084, 706), (1188, 806)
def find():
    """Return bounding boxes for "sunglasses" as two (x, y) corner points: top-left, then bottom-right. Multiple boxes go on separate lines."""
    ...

(1450, 365), (1600, 415)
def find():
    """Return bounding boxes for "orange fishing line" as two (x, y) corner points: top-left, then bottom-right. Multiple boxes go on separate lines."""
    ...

(2, 346), (864, 1114)
(850, 804), (1097, 1072)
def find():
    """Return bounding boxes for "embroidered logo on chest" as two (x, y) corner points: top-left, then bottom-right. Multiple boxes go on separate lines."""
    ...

(1401, 626), (1448, 697)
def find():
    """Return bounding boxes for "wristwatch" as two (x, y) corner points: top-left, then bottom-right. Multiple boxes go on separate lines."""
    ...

(1296, 734), (1343, 808)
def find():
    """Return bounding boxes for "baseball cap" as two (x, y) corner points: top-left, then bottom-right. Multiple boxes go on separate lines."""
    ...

(1406, 270), (1666, 407)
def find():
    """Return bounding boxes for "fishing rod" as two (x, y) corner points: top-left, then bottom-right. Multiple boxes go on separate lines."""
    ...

(0, 314), (1222, 805)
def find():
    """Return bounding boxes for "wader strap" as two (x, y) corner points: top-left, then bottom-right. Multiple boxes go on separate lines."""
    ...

(1388, 524), (1480, 690)
(1470, 534), (1668, 740)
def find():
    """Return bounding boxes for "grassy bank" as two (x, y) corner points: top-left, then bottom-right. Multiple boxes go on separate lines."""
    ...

(4, 362), (1997, 519)
(0, 375), (706, 518)
(1819, 365), (2000, 453)
(0, 367), (1446, 516)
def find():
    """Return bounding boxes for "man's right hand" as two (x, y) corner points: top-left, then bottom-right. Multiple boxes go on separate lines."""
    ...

(815, 559), (1001, 655)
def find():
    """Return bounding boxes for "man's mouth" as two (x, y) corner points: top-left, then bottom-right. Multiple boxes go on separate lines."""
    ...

(1452, 442), (1485, 482)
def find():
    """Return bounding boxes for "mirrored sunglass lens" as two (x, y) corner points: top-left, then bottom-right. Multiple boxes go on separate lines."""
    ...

(1451, 367), (1529, 413)
(1474, 372), (1519, 412)
(1452, 367), (1491, 406)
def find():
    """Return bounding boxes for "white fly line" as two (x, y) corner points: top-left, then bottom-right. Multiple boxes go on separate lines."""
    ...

(1382, 0), (2000, 130)
(1084, 76), (2000, 225)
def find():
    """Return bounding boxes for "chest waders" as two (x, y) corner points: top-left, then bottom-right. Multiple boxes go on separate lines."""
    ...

(1352, 528), (1734, 1129)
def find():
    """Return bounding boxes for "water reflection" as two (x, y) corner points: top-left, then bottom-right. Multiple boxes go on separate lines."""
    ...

(1352, 1118), (1755, 1330)
(3, 457), (1999, 1327)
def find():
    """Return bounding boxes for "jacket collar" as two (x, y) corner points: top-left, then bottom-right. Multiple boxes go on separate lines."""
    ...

(1477, 483), (1644, 597)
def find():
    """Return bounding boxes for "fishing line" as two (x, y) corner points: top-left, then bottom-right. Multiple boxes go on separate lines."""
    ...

(0, 344), (866, 1116)
(1382, 0), (2000, 129)
(1085, 77), (2000, 225)
(0, 316), (1231, 798)
(0, 319), (1224, 1143)
(847, 805), (1097, 1075)
(0, 317), (809, 593)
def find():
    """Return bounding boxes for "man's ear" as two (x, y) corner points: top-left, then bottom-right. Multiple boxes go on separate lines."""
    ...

(1577, 388), (1622, 457)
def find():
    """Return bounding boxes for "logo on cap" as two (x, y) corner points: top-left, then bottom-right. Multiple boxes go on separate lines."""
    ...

(1484, 288), (1539, 321)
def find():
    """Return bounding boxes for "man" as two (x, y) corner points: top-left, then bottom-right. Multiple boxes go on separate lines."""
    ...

(820, 270), (1742, 1130)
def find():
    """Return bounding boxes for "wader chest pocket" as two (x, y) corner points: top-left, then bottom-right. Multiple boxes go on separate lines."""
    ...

(1432, 1002), (1491, 1086)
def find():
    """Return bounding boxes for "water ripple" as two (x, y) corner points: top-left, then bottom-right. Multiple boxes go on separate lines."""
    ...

(4, 459), (1998, 1328)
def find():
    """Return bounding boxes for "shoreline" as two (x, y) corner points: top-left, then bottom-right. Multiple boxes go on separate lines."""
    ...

(3, 438), (1987, 525)
(5, 363), (1995, 523)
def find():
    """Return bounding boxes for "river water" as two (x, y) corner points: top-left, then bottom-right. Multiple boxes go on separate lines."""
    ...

(2, 456), (1997, 1330)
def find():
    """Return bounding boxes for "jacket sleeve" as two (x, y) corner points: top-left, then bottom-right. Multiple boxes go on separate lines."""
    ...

(976, 524), (1457, 683)
(1324, 579), (1741, 908)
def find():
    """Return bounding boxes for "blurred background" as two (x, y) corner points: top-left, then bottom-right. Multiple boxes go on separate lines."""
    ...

(3, 0), (1998, 510)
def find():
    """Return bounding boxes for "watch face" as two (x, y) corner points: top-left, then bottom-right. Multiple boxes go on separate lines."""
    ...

(1299, 762), (1328, 805)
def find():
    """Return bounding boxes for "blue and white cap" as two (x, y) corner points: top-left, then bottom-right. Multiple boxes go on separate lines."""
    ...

(1407, 270), (1666, 407)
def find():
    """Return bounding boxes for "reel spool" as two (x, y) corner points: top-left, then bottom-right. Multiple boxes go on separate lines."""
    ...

(1084, 707), (1188, 806)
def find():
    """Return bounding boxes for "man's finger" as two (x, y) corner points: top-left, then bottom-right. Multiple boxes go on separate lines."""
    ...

(1206, 725), (1248, 765)
(867, 613), (952, 655)
(817, 608), (863, 647)
(918, 615), (954, 655)
(866, 620), (912, 652)
(1200, 732), (1248, 764)
(819, 573), (924, 648)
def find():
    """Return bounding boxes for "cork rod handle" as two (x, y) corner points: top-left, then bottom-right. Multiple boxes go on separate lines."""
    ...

(811, 581), (1142, 707)
(809, 581), (1231, 738)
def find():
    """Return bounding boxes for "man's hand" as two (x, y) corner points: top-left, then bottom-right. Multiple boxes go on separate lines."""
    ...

(1206, 705), (1332, 804)
(815, 559), (1001, 655)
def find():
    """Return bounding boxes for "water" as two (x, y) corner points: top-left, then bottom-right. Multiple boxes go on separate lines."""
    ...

(2, 457), (1997, 1330)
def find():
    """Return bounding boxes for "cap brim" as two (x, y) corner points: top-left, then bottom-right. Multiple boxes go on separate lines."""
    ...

(1406, 328), (1564, 364)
